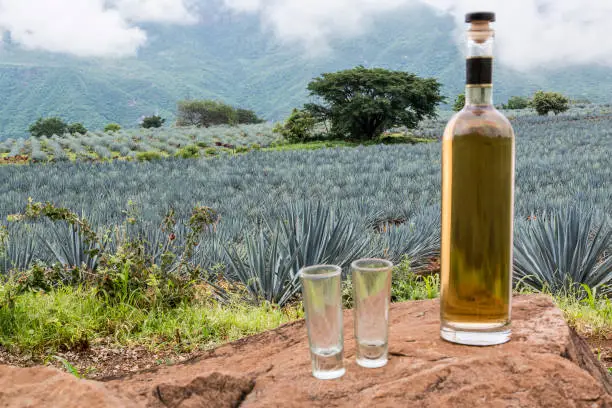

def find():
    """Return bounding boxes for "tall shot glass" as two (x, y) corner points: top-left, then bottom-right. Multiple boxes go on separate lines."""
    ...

(300, 265), (345, 380)
(351, 258), (393, 368)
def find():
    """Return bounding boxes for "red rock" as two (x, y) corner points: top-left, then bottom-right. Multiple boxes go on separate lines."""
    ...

(1, 295), (610, 407)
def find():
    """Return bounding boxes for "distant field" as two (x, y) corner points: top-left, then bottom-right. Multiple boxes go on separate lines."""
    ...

(0, 124), (283, 164)
(0, 109), (609, 275)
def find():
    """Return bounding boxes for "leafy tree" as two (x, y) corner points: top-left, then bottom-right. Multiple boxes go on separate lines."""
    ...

(305, 66), (444, 140)
(141, 115), (166, 129)
(453, 94), (465, 112)
(273, 109), (316, 142)
(531, 91), (570, 115)
(104, 123), (122, 133)
(502, 96), (530, 110)
(177, 100), (237, 127)
(67, 123), (87, 135)
(237, 108), (265, 124)
(29, 117), (68, 138)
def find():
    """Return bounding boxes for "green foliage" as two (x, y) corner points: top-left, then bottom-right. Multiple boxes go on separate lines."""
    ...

(29, 117), (68, 138)
(453, 93), (465, 112)
(514, 208), (612, 296)
(104, 123), (122, 133)
(136, 151), (163, 161)
(236, 108), (265, 124)
(67, 123), (87, 135)
(175, 145), (200, 159)
(273, 109), (316, 142)
(0, 282), (301, 354)
(391, 257), (440, 302)
(305, 66), (444, 140)
(532, 91), (570, 115)
(176, 100), (238, 127)
(503, 96), (530, 110)
(141, 115), (166, 129)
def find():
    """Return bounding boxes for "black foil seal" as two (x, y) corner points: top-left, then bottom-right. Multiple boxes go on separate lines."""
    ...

(466, 57), (493, 85)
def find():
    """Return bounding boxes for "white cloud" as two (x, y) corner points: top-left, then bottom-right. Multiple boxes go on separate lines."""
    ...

(222, 0), (612, 70)
(0, 0), (198, 58)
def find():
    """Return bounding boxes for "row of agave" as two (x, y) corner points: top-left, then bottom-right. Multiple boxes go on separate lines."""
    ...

(0, 124), (283, 161)
(1, 203), (610, 306)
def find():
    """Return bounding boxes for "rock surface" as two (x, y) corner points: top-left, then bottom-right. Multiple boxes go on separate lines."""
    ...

(1, 295), (611, 407)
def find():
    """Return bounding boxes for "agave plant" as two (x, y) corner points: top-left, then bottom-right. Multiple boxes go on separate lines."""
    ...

(382, 207), (441, 270)
(225, 228), (300, 306)
(278, 202), (372, 271)
(39, 221), (107, 271)
(0, 224), (38, 274)
(513, 208), (612, 295)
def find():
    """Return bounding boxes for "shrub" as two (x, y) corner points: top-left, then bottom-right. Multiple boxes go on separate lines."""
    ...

(177, 100), (237, 127)
(136, 151), (163, 162)
(453, 93), (465, 112)
(29, 117), (68, 138)
(175, 145), (200, 159)
(67, 123), (88, 135)
(104, 123), (122, 133)
(204, 148), (218, 156)
(141, 115), (165, 129)
(531, 91), (570, 115)
(273, 109), (315, 143)
(503, 96), (530, 110)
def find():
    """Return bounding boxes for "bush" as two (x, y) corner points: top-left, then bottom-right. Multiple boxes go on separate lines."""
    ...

(67, 123), (88, 135)
(204, 148), (218, 156)
(503, 96), (530, 110)
(453, 93), (465, 112)
(273, 109), (315, 143)
(104, 123), (122, 133)
(141, 116), (165, 129)
(175, 145), (200, 159)
(136, 151), (163, 162)
(177, 100), (237, 127)
(29, 117), (68, 138)
(531, 91), (570, 115)
(236, 108), (265, 125)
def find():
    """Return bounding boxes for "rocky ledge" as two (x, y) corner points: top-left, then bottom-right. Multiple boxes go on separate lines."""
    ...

(1, 295), (610, 407)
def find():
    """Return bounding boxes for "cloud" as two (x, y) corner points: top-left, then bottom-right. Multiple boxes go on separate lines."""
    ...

(222, 0), (612, 70)
(0, 0), (198, 58)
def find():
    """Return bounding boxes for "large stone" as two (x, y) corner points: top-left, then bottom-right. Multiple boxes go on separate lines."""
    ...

(1, 295), (610, 407)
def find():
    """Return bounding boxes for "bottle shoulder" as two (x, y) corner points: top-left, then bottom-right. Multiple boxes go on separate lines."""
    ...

(444, 106), (514, 139)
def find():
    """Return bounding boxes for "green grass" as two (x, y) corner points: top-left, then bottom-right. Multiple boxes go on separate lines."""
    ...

(2, 268), (610, 358)
(0, 284), (302, 354)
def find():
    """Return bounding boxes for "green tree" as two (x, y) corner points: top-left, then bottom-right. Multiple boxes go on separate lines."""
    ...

(104, 123), (122, 133)
(305, 66), (444, 140)
(237, 108), (265, 124)
(67, 123), (87, 135)
(273, 109), (316, 142)
(29, 117), (68, 137)
(531, 91), (570, 115)
(453, 94), (465, 112)
(177, 100), (237, 127)
(141, 115), (166, 129)
(502, 96), (530, 110)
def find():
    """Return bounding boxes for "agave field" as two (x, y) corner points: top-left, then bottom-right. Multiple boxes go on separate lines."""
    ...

(0, 109), (611, 305)
(0, 124), (282, 163)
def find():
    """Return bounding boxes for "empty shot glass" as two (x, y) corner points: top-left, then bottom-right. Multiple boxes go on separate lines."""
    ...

(352, 258), (393, 368)
(300, 265), (345, 380)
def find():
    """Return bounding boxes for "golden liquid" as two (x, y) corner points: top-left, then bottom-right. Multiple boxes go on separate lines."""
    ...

(441, 131), (514, 326)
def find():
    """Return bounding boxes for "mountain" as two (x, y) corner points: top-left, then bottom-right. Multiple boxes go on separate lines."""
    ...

(0, 5), (611, 138)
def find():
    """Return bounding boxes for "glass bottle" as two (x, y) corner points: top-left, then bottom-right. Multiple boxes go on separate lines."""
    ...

(440, 12), (516, 346)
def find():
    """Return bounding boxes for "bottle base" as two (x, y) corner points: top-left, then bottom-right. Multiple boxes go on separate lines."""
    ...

(440, 321), (511, 346)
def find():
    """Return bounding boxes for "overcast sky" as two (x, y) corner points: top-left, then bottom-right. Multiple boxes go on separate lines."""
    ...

(1, 0), (611, 70)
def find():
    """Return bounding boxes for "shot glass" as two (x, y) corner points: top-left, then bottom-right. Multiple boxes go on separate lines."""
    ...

(351, 258), (393, 368)
(300, 265), (345, 380)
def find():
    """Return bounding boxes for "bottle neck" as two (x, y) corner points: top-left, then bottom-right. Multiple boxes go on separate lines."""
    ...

(466, 85), (493, 106)
(465, 21), (494, 107)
